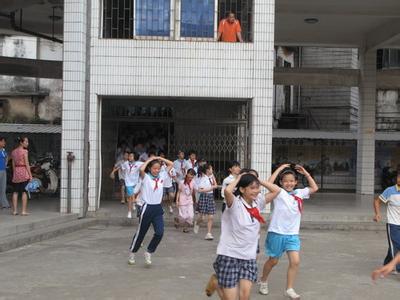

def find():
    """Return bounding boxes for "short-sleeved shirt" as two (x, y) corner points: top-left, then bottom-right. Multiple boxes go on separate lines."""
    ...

(160, 165), (175, 188)
(0, 148), (7, 171)
(184, 159), (197, 174)
(379, 185), (400, 225)
(141, 172), (169, 205)
(198, 175), (216, 194)
(217, 196), (266, 260)
(218, 19), (241, 42)
(173, 159), (186, 181)
(178, 180), (196, 206)
(121, 161), (143, 187)
(268, 188), (310, 235)
(221, 174), (236, 199)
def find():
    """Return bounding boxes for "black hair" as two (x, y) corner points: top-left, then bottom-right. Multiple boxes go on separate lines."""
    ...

(0, 136), (5, 142)
(185, 168), (197, 184)
(158, 150), (166, 157)
(228, 160), (241, 170)
(177, 150), (184, 155)
(233, 174), (260, 197)
(198, 163), (212, 177)
(279, 168), (298, 181)
(124, 150), (130, 155)
(225, 11), (235, 17)
(148, 149), (157, 157)
(188, 149), (196, 156)
(146, 159), (162, 173)
(240, 168), (259, 178)
(16, 136), (28, 144)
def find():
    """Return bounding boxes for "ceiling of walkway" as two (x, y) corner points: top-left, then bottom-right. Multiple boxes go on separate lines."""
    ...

(276, 0), (400, 48)
(0, 0), (399, 49)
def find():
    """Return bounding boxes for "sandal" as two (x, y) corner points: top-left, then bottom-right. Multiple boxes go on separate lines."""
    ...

(21, 212), (30, 216)
(12, 211), (18, 216)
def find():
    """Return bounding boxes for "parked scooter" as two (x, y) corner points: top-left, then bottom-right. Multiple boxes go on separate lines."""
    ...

(30, 155), (59, 194)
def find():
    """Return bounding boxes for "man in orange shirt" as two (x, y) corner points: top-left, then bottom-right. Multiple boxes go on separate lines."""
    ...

(217, 12), (243, 43)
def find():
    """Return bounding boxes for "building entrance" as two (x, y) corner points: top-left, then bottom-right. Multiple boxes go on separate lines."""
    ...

(100, 97), (250, 202)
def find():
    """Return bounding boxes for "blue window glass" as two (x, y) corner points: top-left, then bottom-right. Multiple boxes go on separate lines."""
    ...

(181, 0), (214, 38)
(136, 0), (170, 36)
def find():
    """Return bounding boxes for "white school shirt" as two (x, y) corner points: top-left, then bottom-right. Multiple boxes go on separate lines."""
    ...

(221, 174), (236, 200)
(268, 187), (310, 235)
(141, 172), (169, 205)
(173, 159), (186, 181)
(379, 185), (400, 225)
(198, 175), (215, 194)
(217, 196), (266, 260)
(185, 159), (198, 173)
(121, 161), (143, 187)
(160, 165), (175, 188)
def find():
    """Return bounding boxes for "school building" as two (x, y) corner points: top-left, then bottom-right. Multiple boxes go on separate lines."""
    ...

(0, 0), (400, 215)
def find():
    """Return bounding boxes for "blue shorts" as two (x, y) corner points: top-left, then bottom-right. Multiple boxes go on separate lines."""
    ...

(125, 186), (135, 197)
(265, 232), (300, 258)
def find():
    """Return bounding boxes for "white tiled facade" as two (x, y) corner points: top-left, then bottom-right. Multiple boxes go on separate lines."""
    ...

(61, 0), (275, 213)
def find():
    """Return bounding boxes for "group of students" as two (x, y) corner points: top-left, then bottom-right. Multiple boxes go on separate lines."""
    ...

(114, 147), (322, 299)
(111, 147), (400, 299)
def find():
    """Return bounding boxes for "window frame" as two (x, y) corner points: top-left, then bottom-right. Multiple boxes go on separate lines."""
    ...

(100, 0), (252, 42)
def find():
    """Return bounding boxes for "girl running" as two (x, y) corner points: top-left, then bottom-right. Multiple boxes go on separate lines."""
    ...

(175, 168), (197, 233)
(128, 156), (173, 266)
(194, 164), (219, 240)
(259, 164), (318, 299)
(211, 173), (280, 300)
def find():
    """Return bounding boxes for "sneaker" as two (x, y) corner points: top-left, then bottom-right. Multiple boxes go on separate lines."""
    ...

(169, 206), (173, 214)
(193, 221), (199, 234)
(259, 281), (269, 295)
(132, 205), (136, 211)
(127, 211), (132, 219)
(285, 288), (300, 299)
(205, 273), (218, 297)
(205, 233), (214, 240)
(144, 251), (152, 266)
(128, 253), (136, 265)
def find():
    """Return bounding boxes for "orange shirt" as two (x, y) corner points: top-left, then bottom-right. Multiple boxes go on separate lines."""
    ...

(218, 19), (242, 42)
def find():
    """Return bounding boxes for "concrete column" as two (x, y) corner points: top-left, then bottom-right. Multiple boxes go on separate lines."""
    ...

(356, 50), (377, 195)
(250, 0), (275, 181)
(60, 0), (88, 214)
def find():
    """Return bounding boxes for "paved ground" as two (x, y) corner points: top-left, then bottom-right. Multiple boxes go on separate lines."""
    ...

(0, 225), (399, 300)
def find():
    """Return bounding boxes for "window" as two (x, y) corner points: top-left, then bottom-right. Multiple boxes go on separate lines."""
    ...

(181, 0), (215, 38)
(103, 0), (134, 38)
(102, 0), (252, 41)
(135, 0), (171, 36)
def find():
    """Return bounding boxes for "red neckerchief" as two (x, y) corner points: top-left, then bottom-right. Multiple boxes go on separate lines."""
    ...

(128, 162), (134, 173)
(190, 159), (196, 168)
(241, 199), (265, 224)
(153, 177), (160, 191)
(291, 194), (303, 213)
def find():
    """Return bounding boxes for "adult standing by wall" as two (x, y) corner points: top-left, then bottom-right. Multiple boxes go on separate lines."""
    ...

(11, 136), (32, 216)
(0, 136), (10, 209)
(217, 12), (244, 43)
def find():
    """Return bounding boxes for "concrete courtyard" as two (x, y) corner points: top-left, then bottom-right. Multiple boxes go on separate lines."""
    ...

(0, 225), (399, 300)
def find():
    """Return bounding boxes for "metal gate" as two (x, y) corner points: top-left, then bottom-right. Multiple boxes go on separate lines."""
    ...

(102, 98), (250, 185)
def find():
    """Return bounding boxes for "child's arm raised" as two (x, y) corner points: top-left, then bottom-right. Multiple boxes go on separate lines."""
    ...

(259, 179), (281, 204)
(139, 158), (154, 178)
(158, 157), (174, 172)
(269, 163), (290, 183)
(295, 165), (319, 194)
(224, 174), (242, 208)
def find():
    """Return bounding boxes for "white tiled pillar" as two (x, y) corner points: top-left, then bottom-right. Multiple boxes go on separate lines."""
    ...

(356, 50), (376, 195)
(250, 0), (275, 180)
(60, 0), (88, 214)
